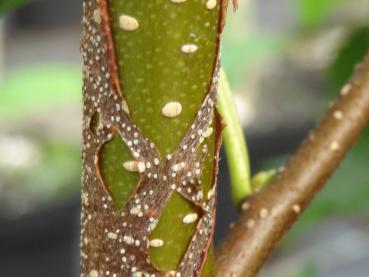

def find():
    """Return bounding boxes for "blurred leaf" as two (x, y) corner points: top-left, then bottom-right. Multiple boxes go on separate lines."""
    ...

(0, 0), (31, 14)
(292, 262), (318, 277)
(222, 35), (287, 85)
(0, 64), (82, 120)
(295, 0), (345, 29)
(329, 26), (369, 93)
(328, 26), (369, 143)
(0, 139), (80, 216)
(22, 141), (81, 200)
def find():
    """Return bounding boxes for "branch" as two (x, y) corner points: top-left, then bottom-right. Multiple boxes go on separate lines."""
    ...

(216, 51), (369, 276)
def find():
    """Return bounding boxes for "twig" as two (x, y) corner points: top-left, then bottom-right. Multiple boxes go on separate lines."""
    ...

(216, 51), (369, 276)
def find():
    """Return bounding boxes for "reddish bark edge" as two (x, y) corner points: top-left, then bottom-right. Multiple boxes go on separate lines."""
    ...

(98, 0), (121, 96)
(216, 52), (369, 276)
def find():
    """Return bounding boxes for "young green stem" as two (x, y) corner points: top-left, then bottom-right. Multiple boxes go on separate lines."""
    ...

(218, 68), (252, 206)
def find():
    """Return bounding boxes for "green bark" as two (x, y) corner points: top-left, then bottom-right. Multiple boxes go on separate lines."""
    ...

(98, 0), (221, 274)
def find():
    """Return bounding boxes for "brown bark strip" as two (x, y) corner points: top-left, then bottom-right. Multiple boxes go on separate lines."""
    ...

(80, 0), (228, 276)
(219, 0), (230, 32)
(216, 52), (369, 276)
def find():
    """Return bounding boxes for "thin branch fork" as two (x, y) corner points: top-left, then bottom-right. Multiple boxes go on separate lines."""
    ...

(216, 51), (369, 276)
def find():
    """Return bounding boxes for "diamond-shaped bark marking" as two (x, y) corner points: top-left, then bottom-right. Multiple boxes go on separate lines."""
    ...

(80, 0), (224, 274)
(99, 132), (139, 210)
(149, 192), (201, 271)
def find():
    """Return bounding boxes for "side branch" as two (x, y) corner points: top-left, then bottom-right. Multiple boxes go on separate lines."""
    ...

(216, 52), (369, 276)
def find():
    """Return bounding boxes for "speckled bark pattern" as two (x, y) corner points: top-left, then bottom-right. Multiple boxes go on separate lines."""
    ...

(80, 0), (226, 276)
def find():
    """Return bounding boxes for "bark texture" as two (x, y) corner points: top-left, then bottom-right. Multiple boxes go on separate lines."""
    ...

(80, 0), (228, 276)
(216, 52), (369, 276)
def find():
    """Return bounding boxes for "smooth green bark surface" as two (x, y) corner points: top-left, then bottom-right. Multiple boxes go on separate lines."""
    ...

(100, 133), (139, 210)
(98, 0), (221, 274)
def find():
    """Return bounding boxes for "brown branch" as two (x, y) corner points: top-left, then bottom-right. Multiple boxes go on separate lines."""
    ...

(216, 51), (369, 276)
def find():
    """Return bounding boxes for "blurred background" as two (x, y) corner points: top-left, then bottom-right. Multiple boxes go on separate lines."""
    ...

(0, 0), (368, 276)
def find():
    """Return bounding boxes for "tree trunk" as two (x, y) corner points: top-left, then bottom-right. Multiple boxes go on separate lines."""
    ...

(80, 0), (227, 276)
